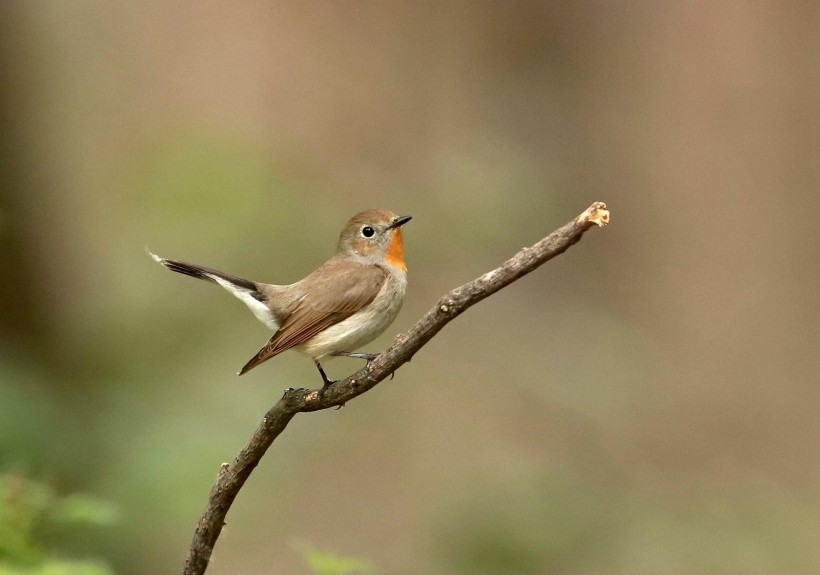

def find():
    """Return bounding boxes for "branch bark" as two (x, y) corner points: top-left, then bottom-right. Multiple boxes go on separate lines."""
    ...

(181, 202), (610, 575)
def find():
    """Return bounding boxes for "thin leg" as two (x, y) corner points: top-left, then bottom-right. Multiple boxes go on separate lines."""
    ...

(315, 361), (345, 409)
(315, 361), (336, 389)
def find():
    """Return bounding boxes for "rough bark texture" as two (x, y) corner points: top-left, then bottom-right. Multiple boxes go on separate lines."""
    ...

(181, 202), (610, 575)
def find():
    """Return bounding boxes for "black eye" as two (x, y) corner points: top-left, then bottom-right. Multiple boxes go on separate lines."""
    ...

(362, 226), (375, 238)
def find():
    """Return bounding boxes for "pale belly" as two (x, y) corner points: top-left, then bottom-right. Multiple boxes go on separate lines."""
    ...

(298, 272), (406, 360)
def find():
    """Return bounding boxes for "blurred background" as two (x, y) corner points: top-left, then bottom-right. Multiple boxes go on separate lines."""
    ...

(1, 1), (818, 573)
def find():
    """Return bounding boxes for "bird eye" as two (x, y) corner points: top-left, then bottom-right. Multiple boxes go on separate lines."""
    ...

(361, 226), (375, 238)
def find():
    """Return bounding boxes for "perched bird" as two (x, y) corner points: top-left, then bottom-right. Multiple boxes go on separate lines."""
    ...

(151, 209), (411, 388)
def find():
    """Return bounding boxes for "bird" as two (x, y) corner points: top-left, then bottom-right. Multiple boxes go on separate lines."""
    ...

(150, 209), (411, 389)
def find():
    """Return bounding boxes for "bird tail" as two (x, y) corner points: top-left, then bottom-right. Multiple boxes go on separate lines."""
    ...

(149, 252), (256, 290)
(149, 251), (279, 332)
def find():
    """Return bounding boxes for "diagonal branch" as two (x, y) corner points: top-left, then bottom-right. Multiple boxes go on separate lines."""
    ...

(181, 202), (610, 575)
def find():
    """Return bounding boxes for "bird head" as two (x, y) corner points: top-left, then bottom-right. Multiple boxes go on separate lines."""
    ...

(336, 209), (412, 271)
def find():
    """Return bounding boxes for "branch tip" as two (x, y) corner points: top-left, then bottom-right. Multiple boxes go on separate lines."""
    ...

(577, 202), (610, 228)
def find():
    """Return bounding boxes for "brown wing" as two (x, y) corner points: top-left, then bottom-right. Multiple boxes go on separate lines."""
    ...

(238, 260), (387, 374)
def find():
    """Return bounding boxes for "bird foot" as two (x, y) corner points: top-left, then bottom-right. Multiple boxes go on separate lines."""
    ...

(335, 351), (378, 366)
(334, 352), (397, 379)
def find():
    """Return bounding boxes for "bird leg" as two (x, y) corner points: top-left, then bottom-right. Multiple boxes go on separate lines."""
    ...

(315, 361), (345, 409)
(315, 361), (337, 388)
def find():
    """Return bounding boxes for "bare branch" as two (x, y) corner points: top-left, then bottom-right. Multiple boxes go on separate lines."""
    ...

(181, 202), (610, 575)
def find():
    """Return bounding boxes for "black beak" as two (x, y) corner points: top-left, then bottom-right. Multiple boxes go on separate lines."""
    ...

(387, 215), (412, 230)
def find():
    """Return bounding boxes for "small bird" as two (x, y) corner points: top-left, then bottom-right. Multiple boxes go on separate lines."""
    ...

(151, 209), (411, 388)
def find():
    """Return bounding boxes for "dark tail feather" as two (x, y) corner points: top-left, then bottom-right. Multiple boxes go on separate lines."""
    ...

(150, 252), (259, 294)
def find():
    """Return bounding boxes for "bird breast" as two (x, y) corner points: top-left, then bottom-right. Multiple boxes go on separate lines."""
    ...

(299, 269), (407, 360)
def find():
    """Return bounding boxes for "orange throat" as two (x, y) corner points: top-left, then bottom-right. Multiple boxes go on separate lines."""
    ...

(385, 229), (407, 271)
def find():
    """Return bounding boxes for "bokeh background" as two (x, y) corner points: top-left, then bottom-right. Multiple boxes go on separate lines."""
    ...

(1, 1), (818, 573)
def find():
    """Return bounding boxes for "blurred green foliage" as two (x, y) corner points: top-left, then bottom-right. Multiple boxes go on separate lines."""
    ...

(0, 474), (116, 575)
(292, 542), (375, 575)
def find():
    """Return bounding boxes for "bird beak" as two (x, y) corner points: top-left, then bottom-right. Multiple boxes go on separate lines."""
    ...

(387, 215), (412, 230)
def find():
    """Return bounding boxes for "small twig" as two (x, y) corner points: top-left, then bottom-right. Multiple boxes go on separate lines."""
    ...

(181, 202), (610, 575)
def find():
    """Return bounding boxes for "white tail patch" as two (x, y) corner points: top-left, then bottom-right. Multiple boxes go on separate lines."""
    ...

(209, 276), (279, 331)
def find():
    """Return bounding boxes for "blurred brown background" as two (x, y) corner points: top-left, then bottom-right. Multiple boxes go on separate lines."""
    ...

(1, 1), (818, 573)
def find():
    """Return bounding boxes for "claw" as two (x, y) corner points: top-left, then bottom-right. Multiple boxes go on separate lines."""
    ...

(315, 361), (337, 388)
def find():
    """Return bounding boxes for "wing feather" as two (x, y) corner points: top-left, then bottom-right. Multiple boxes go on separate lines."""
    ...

(238, 260), (387, 374)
